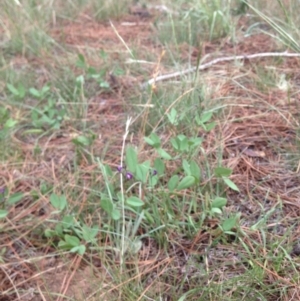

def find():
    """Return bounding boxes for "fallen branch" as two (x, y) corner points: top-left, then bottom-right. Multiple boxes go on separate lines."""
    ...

(141, 51), (300, 89)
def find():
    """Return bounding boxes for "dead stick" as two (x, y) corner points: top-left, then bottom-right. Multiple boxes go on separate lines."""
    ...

(141, 52), (300, 88)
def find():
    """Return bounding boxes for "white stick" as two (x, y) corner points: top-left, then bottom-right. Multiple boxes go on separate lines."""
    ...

(141, 51), (300, 89)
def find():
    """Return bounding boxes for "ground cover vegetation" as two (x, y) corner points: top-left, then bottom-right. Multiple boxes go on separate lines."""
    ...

(1, 0), (300, 300)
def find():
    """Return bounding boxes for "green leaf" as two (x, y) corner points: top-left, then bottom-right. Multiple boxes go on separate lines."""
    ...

(104, 164), (113, 176)
(99, 81), (110, 88)
(87, 67), (97, 76)
(167, 108), (178, 125)
(18, 84), (26, 98)
(0, 210), (8, 219)
(177, 176), (196, 191)
(144, 136), (154, 146)
(76, 75), (85, 85)
(31, 109), (39, 122)
(64, 234), (80, 247)
(214, 167), (232, 177)
(211, 207), (223, 215)
(222, 216), (237, 232)
(72, 136), (90, 146)
(100, 198), (113, 214)
(196, 112), (215, 131)
(136, 161), (150, 183)
(223, 178), (240, 191)
(44, 229), (56, 238)
(61, 215), (74, 228)
(126, 196), (144, 207)
(55, 224), (64, 237)
(211, 197), (227, 209)
(70, 245), (86, 255)
(154, 158), (165, 175)
(58, 240), (69, 249)
(149, 175), (158, 187)
(168, 175), (179, 192)
(7, 192), (24, 205)
(182, 159), (191, 176)
(41, 85), (50, 95)
(7, 84), (19, 96)
(189, 137), (203, 147)
(156, 148), (172, 160)
(200, 111), (213, 123)
(4, 118), (18, 129)
(170, 137), (179, 151)
(72, 135), (92, 146)
(106, 183), (115, 197)
(126, 146), (138, 173)
(111, 209), (121, 220)
(82, 225), (98, 242)
(50, 193), (67, 211)
(172, 135), (189, 152)
(135, 166), (147, 183)
(29, 88), (41, 98)
(190, 160), (201, 180)
(205, 122), (216, 131)
(177, 135), (188, 151)
(144, 133), (161, 148)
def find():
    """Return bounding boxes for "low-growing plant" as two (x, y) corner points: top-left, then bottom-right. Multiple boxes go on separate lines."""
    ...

(0, 106), (18, 141)
(6, 82), (68, 131)
(76, 53), (111, 90)
(7, 83), (26, 100)
(44, 193), (99, 255)
(92, 112), (240, 254)
(0, 188), (24, 219)
(30, 98), (67, 130)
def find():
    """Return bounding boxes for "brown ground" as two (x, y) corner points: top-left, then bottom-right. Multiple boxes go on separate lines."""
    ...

(1, 6), (300, 301)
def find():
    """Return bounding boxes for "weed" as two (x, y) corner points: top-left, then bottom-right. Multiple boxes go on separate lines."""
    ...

(44, 193), (99, 255)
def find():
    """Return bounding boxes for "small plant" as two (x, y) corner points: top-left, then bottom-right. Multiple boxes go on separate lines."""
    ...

(94, 110), (240, 254)
(72, 131), (97, 147)
(31, 98), (67, 130)
(0, 107), (18, 141)
(7, 83), (26, 100)
(29, 85), (50, 99)
(0, 188), (24, 219)
(167, 108), (183, 126)
(195, 111), (216, 131)
(6, 82), (67, 131)
(44, 193), (98, 255)
(209, 196), (240, 236)
(76, 53), (111, 89)
(214, 166), (240, 192)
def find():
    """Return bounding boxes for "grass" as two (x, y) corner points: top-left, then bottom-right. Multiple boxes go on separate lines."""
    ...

(1, 0), (300, 300)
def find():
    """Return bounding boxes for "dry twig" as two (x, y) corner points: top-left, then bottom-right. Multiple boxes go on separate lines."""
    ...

(141, 51), (300, 88)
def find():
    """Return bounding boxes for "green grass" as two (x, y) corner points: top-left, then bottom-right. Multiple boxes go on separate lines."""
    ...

(1, 0), (300, 300)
